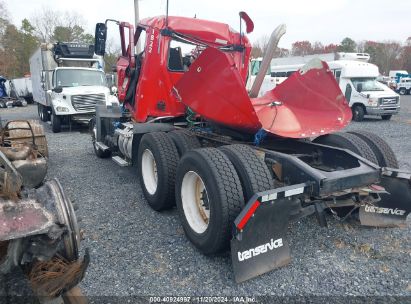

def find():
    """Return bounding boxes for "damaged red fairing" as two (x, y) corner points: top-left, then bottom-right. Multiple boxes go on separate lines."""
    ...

(175, 49), (352, 138)
(174, 47), (261, 131)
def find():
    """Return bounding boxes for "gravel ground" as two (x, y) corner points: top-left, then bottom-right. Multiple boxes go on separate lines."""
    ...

(0, 98), (410, 300)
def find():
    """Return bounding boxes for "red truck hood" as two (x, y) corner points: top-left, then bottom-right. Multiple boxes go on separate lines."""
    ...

(174, 48), (351, 138)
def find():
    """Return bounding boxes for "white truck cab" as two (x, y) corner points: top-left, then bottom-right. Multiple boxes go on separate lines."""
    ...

(50, 67), (115, 115)
(395, 77), (411, 95)
(30, 43), (118, 132)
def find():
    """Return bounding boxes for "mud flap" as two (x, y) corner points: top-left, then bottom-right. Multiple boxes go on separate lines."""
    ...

(231, 183), (308, 283)
(359, 170), (411, 227)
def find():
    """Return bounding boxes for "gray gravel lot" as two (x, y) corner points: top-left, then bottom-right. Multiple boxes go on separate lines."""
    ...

(1, 97), (410, 299)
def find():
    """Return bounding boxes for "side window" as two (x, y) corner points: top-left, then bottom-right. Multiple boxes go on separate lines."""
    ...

(335, 70), (342, 83)
(345, 84), (352, 102)
(168, 40), (199, 72)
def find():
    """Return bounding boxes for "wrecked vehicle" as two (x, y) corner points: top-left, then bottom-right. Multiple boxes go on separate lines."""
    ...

(91, 13), (411, 282)
(0, 119), (88, 301)
(0, 76), (28, 108)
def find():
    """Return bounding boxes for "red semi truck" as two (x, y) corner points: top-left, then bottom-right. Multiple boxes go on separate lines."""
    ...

(91, 13), (411, 282)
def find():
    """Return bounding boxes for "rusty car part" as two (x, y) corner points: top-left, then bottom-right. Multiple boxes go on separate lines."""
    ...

(1, 120), (48, 157)
(0, 119), (88, 301)
(0, 120), (48, 189)
(29, 251), (89, 298)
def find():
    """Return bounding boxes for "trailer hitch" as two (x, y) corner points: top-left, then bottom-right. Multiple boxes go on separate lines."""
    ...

(359, 169), (411, 227)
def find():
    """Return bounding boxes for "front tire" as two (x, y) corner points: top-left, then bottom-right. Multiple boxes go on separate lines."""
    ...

(351, 104), (365, 122)
(51, 110), (62, 133)
(137, 132), (179, 211)
(175, 148), (244, 254)
(399, 88), (407, 95)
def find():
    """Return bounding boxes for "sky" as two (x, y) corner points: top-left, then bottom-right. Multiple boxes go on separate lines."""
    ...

(4, 0), (411, 49)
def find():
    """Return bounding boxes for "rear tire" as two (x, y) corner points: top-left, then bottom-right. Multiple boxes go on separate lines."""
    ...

(381, 115), (392, 121)
(399, 88), (406, 95)
(314, 132), (378, 217)
(168, 130), (201, 156)
(313, 132), (378, 164)
(175, 148), (244, 254)
(218, 144), (274, 202)
(51, 110), (62, 133)
(37, 103), (50, 122)
(347, 131), (398, 168)
(137, 132), (179, 211)
(351, 104), (365, 122)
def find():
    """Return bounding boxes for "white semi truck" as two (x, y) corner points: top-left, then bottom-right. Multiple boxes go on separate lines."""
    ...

(30, 42), (118, 132)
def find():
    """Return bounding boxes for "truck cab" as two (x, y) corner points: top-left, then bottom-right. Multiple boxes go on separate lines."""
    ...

(395, 77), (411, 95)
(30, 42), (118, 132)
(50, 67), (112, 116)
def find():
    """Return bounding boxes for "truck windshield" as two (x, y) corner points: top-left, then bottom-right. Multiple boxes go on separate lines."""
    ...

(55, 69), (106, 87)
(351, 77), (384, 92)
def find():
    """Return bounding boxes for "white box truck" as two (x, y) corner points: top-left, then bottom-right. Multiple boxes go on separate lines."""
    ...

(30, 42), (118, 132)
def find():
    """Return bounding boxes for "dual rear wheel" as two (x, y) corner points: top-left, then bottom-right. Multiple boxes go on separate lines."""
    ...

(137, 131), (274, 254)
(137, 129), (397, 253)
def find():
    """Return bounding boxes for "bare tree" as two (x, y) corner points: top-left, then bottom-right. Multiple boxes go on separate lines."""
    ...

(0, 0), (10, 41)
(30, 7), (90, 43)
(30, 7), (60, 42)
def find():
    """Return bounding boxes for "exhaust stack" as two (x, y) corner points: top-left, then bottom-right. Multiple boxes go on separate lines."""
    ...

(249, 24), (286, 98)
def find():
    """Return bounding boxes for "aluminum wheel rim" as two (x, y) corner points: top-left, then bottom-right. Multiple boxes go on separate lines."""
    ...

(181, 171), (210, 234)
(141, 149), (158, 195)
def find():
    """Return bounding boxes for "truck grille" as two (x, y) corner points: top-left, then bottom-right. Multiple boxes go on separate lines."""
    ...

(380, 97), (398, 105)
(71, 94), (105, 112)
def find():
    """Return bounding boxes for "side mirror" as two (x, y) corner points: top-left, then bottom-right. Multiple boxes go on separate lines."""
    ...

(95, 23), (107, 56)
(52, 87), (63, 93)
(357, 83), (363, 93)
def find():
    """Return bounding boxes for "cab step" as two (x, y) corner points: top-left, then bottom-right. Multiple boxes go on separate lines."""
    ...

(112, 156), (130, 167)
(95, 141), (109, 152)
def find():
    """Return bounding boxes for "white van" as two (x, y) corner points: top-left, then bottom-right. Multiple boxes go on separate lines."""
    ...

(258, 60), (400, 121)
(389, 70), (409, 81)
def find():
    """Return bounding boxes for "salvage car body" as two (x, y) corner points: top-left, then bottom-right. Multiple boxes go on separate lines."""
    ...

(0, 120), (88, 299)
